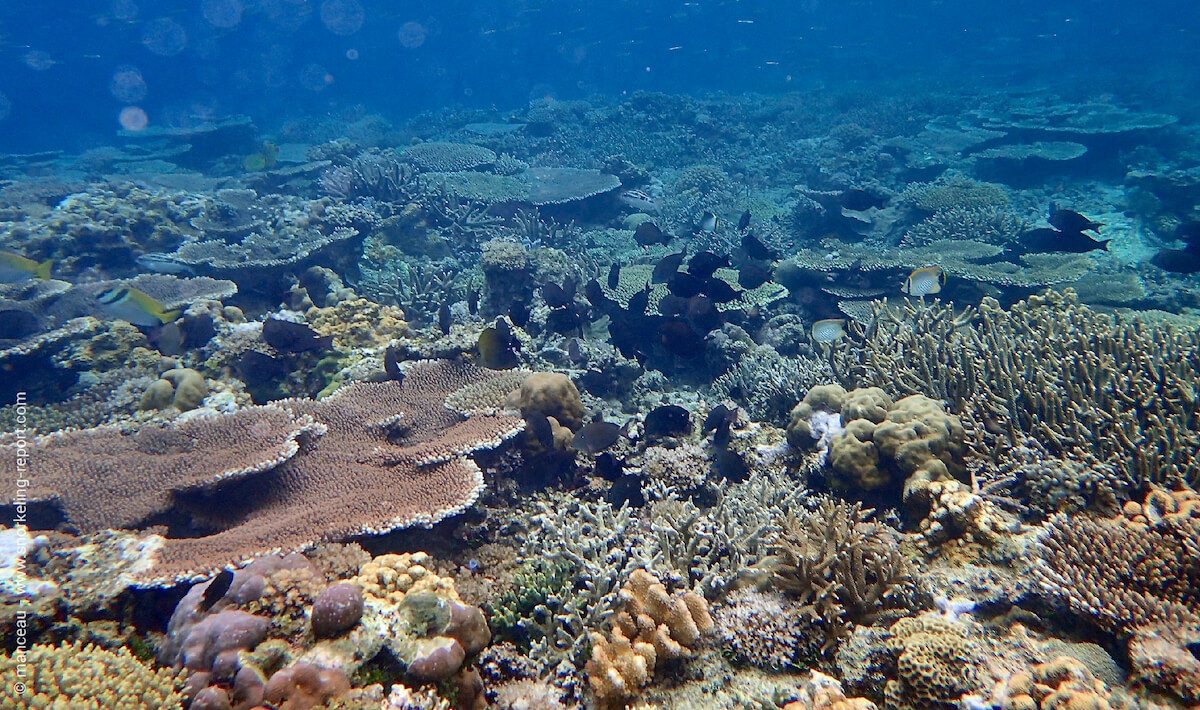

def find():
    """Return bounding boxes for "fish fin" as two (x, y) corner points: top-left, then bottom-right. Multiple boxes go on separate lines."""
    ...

(35, 259), (51, 280)
(159, 309), (181, 324)
(1100, 240), (1111, 251)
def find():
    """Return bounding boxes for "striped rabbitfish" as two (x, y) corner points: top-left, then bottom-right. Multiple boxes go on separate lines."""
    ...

(96, 286), (181, 326)
(0, 250), (51, 283)
(811, 318), (846, 344)
(901, 266), (945, 297)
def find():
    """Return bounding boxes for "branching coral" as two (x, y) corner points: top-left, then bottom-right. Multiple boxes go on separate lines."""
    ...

(832, 290), (1200, 492)
(760, 498), (916, 652)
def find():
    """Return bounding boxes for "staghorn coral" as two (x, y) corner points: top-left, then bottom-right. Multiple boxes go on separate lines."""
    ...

(899, 174), (1010, 212)
(900, 204), (1022, 248)
(711, 346), (833, 425)
(832, 290), (1200, 492)
(761, 498), (916, 653)
(584, 568), (713, 707)
(0, 641), (184, 709)
(320, 150), (419, 201)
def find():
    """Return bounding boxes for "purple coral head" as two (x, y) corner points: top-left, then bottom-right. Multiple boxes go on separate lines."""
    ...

(406, 636), (466, 682)
(311, 582), (365, 639)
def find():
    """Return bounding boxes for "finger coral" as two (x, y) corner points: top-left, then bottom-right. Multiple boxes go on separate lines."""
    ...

(585, 568), (713, 706)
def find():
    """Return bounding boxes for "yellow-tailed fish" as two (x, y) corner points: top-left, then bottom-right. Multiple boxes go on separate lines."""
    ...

(0, 251), (51, 283)
(96, 287), (181, 326)
(902, 266), (945, 297)
(811, 318), (847, 344)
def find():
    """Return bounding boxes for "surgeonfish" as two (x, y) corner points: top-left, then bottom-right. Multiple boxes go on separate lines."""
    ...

(811, 318), (847, 344)
(0, 251), (51, 283)
(1048, 204), (1103, 234)
(901, 266), (945, 297)
(96, 286), (181, 326)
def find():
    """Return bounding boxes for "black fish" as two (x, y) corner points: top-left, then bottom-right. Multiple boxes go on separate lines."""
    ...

(634, 221), (670, 247)
(584, 279), (617, 314)
(741, 233), (778, 261)
(702, 404), (738, 436)
(645, 404), (691, 438)
(1019, 227), (1109, 255)
(384, 345), (404, 381)
(657, 293), (687, 318)
(181, 311), (216, 348)
(509, 299), (530, 328)
(262, 317), (333, 352)
(658, 318), (705, 356)
(609, 319), (644, 361)
(737, 210), (752, 233)
(737, 262), (773, 289)
(652, 251), (687, 283)
(437, 302), (452, 334)
(687, 251), (730, 279)
(0, 309), (40, 340)
(573, 420), (622, 454)
(607, 263), (621, 289)
(546, 304), (586, 335)
(628, 284), (651, 315)
(685, 295), (722, 334)
(543, 282), (573, 309)
(668, 272), (704, 298)
(1151, 249), (1200, 274)
(237, 350), (290, 382)
(200, 569), (234, 612)
(526, 412), (554, 448)
(1049, 204), (1103, 234)
(839, 188), (886, 211)
(467, 290), (480, 315)
(702, 277), (741, 303)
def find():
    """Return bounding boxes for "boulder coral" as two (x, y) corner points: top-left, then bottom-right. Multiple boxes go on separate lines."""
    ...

(790, 387), (966, 496)
(505, 371), (585, 431)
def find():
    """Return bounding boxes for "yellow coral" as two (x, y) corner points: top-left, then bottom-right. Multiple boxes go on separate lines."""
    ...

(306, 298), (408, 349)
(354, 551), (458, 606)
(0, 641), (183, 709)
(585, 569), (713, 707)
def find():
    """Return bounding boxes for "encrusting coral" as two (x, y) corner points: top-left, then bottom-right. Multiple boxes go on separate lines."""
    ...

(585, 568), (714, 706)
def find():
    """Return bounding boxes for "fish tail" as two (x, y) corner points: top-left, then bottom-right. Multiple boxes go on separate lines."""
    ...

(35, 259), (52, 280)
(1101, 240), (1111, 251)
(159, 309), (182, 324)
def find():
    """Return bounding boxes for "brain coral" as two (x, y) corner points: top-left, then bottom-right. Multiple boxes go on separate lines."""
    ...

(882, 614), (984, 710)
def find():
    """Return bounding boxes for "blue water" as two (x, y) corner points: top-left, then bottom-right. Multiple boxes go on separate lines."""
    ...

(2, 0), (1199, 152)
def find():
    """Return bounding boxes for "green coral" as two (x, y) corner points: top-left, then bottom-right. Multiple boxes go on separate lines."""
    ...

(485, 557), (573, 644)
